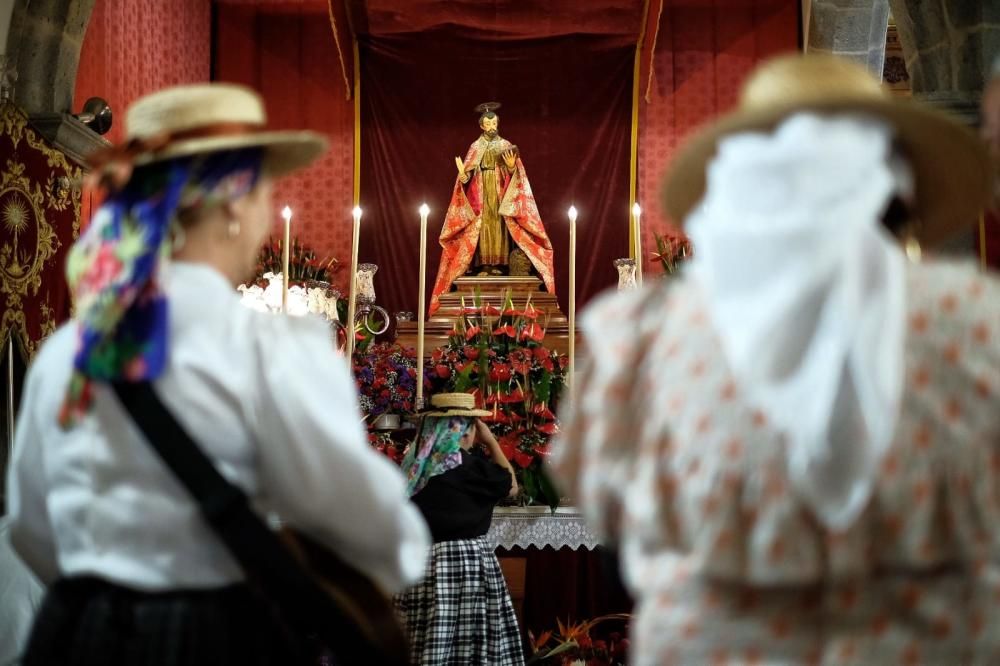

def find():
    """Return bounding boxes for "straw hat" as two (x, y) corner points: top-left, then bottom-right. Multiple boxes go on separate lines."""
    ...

(90, 83), (327, 177)
(423, 393), (491, 418)
(663, 54), (992, 246)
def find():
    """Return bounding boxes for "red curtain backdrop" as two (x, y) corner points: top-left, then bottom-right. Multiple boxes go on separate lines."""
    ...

(636, 0), (800, 267)
(214, 1), (355, 285)
(359, 30), (634, 317)
(74, 0), (212, 145)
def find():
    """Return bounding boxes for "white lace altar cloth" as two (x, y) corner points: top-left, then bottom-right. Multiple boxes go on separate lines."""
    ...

(488, 506), (599, 551)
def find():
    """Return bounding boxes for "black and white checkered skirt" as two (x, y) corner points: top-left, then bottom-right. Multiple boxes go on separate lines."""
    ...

(394, 536), (524, 665)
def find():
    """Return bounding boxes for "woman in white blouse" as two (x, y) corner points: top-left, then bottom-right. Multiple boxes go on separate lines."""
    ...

(6, 84), (429, 665)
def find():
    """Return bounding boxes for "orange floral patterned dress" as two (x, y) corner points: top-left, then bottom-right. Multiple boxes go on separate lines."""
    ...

(553, 259), (1000, 665)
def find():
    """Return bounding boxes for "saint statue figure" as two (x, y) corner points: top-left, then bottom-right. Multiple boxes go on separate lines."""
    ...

(429, 103), (556, 315)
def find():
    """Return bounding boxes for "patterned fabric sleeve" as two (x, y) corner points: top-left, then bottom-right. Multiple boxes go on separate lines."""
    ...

(550, 287), (656, 543)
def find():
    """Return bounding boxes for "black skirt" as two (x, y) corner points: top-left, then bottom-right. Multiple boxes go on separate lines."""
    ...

(21, 576), (310, 666)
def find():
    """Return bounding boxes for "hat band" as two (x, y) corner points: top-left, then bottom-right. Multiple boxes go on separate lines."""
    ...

(88, 122), (263, 170)
(87, 122), (263, 192)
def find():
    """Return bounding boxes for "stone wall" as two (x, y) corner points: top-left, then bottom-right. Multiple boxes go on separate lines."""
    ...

(805, 0), (891, 76)
(7, 0), (96, 114)
(888, 0), (999, 120)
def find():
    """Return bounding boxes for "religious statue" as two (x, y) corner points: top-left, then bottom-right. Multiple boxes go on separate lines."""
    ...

(429, 103), (556, 315)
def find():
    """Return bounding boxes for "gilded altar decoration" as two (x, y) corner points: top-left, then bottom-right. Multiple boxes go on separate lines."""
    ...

(0, 102), (82, 357)
(429, 103), (556, 315)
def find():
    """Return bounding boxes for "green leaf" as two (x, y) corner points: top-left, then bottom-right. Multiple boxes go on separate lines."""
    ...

(535, 369), (552, 403)
(453, 363), (475, 392)
(521, 466), (541, 505)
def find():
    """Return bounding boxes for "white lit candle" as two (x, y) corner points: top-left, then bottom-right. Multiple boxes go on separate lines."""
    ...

(567, 205), (578, 387)
(632, 202), (643, 287)
(417, 203), (430, 410)
(346, 206), (362, 358)
(281, 206), (292, 313)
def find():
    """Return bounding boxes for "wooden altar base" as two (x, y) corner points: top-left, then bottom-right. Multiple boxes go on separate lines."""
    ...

(396, 275), (578, 356)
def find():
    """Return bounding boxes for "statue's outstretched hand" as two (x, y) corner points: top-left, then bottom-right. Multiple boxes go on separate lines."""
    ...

(454, 156), (465, 175)
(502, 149), (517, 169)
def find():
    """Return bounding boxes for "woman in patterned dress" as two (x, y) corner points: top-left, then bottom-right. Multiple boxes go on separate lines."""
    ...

(553, 54), (998, 665)
(395, 393), (525, 665)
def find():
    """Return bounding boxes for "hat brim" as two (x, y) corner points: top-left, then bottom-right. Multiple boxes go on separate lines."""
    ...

(132, 130), (329, 178)
(663, 96), (993, 247)
(421, 408), (493, 418)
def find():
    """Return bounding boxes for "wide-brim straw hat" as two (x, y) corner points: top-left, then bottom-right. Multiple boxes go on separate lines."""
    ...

(663, 54), (993, 246)
(422, 392), (491, 418)
(92, 83), (327, 177)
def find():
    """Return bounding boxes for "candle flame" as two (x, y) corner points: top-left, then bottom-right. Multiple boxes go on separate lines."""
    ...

(567, 205), (578, 223)
(632, 202), (641, 217)
(281, 205), (292, 222)
(419, 203), (430, 217)
(352, 206), (363, 221)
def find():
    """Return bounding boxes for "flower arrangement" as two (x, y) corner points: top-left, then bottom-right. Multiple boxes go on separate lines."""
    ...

(425, 290), (568, 508)
(652, 231), (692, 275)
(527, 614), (631, 665)
(256, 235), (341, 287)
(353, 342), (422, 417)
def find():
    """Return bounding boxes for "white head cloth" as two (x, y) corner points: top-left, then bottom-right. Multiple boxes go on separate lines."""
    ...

(685, 112), (907, 530)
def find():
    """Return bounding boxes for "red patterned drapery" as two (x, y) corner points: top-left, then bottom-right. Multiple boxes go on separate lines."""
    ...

(0, 104), (83, 359)
(214, 1), (355, 290)
(636, 0), (800, 270)
(74, 0), (211, 145)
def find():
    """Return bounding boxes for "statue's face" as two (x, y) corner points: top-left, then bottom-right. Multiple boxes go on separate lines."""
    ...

(480, 115), (498, 138)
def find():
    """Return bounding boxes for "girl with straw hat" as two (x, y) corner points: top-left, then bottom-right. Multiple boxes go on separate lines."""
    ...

(6, 83), (430, 665)
(394, 392), (524, 665)
(553, 53), (998, 665)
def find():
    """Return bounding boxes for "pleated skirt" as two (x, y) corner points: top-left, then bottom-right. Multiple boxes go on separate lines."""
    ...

(393, 536), (524, 666)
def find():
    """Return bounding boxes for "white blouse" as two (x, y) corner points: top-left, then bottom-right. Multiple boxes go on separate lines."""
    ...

(6, 262), (430, 594)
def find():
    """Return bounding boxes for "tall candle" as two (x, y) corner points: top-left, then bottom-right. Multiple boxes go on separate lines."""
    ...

(346, 206), (362, 358)
(417, 203), (430, 410)
(281, 206), (292, 313)
(567, 205), (578, 388)
(632, 202), (643, 287)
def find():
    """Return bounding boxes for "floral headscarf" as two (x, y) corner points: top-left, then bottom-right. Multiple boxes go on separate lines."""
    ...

(400, 416), (471, 496)
(59, 148), (263, 427)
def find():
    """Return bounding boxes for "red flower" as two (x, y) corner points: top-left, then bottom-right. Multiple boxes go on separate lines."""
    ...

(502, 388), (525, 403)
(520, 322), (545, 342)
(499, 441), (517, 460)
(488, 364), (513, 382)
(493, 324), (517, 338)
(463, 346), (480, 360)
(534, 405), (556, 421)
(435, 364), (451, 378)
(532, 347), (550, 361)
(522, 303), (540, 319)
(465, 325), (481, 341)
(532, 443), (551, 457)
(513, 450), (535, 469)
(537, 422), (559, 435)
(510, 351), (531, 375)
(479, 304), (501, 317)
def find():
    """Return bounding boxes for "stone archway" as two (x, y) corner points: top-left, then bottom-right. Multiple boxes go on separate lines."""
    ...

(7, 0), (96, 114)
